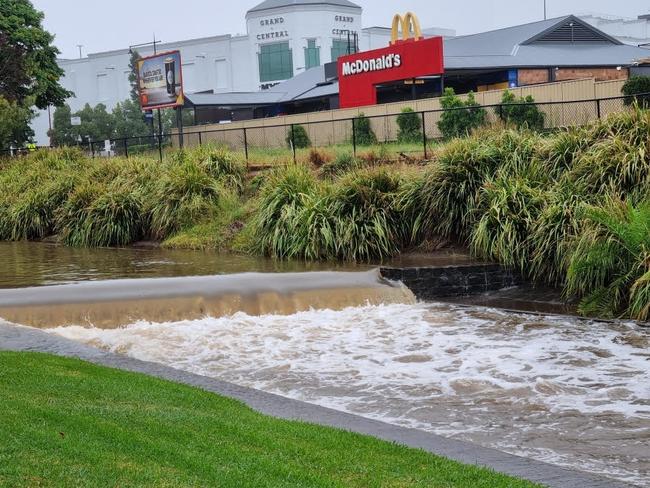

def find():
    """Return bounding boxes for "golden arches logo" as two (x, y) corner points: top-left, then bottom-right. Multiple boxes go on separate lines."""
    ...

(391, 12), (423, 44)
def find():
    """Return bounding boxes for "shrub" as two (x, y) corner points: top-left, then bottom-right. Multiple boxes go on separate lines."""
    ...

(416, 128), (538, 241)
(566, 197), (650, 320)
(353, 113), (377, 146)
(438, 88), (486, 139)
(286, 124), (311, 149)
(621, 76), (650, 108)
(471, 176), (546, 270)
(567, 108), (650, 198)
(498, 90), (545, 130)
(328, 168), (404, 261)
(396, 107), (423, 143)
(148, 160), (222, 239)
(186, 145), (246, 192)
(308, 148), (333, 168)
(8, 177), (77, 240)
(76, 186), (144, 247)
(527, 179), (595, 286)
(250, 165), (318, 257)
(320, 152), (360, 178)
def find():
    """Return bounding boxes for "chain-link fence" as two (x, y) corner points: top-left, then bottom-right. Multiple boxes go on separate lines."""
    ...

(2, 93), (646, 165)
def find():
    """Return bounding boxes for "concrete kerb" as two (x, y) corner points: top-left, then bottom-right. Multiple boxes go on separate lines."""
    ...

(0, 321), (637, 488)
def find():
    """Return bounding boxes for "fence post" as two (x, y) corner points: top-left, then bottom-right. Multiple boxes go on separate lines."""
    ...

(596, 99), (602, 119)
(291, 124), (297, 165)
(123, 139), (128, 158)
(421, 112), (427, 159)
(351, 117), (357, 157)
(157, 133), (163, 164)
(90, 140), (95, 158)
(198, 131), (203, 146)
(243, 128), (249, 168)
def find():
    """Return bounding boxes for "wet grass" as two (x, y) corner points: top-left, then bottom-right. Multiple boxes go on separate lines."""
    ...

(0, 352), (542, 488)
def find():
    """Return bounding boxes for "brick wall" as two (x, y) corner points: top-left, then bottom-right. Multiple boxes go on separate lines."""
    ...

(555, 68), (629, 82)
(518, 69), (550, 86)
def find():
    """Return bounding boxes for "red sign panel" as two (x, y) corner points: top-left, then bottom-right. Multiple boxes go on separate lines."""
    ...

(337, 37), (444, 109)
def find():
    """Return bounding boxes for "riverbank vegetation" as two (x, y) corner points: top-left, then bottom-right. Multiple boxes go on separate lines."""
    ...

(2, 107), (650, 319)
(0, 352), (541, 488)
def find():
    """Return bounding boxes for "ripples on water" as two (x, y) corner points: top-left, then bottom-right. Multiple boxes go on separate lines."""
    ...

(49, 303), (650, 487)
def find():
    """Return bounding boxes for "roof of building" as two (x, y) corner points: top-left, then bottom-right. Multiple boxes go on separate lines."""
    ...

(444, 15), (649, 69)
(185, 66), (338, 107)
(247, 0), (360, 15)
(186, 15), (650, 109)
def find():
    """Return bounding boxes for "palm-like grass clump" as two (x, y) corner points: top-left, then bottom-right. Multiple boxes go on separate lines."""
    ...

(567, 198), (650, 320)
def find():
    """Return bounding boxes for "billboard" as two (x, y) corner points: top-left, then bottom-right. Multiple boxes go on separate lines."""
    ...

(137, 50), (184, 110)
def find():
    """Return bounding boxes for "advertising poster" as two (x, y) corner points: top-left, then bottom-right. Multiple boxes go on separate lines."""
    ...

(137, 50), (184, 110)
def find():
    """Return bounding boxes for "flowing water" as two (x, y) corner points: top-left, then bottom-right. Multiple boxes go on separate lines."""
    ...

(1, 242), (649, 486)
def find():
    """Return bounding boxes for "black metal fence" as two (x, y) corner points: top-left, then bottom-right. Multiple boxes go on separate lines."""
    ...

(1, 93), (645, 164)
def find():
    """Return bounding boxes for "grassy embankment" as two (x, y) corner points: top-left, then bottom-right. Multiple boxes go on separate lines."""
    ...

(0, 352), (541, 488)
(2, 107), (650, 319)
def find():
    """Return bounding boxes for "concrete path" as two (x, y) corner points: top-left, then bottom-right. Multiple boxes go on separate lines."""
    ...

(0, 321), (638, 488)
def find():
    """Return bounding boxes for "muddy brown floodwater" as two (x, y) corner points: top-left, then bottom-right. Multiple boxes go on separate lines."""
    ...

(1, 242), (649, 486)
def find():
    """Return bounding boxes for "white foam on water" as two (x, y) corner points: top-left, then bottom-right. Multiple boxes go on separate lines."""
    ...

(49, 303), (650, 486)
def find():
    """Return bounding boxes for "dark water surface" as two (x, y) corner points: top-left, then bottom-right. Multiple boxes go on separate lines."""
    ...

(0, 241), (367, 288)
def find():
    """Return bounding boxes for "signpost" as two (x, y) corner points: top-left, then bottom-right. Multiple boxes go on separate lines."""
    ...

(136, 49), (185, 151)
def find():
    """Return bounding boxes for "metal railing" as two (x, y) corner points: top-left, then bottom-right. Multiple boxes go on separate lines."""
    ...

(2, 93), (647, 164)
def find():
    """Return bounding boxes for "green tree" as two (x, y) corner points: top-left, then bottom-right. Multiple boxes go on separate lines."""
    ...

(113, 99), (149, 139)
(396, 107), (422, 143)
(621, 76), (650, 108)
(498, 90), (545, 130)
(128, 49), (141, 104)
(287, 124), (311, 149)
(353, 113), (377, 146)
(0, 0), (72, 108)
(49, 104), (77, 146)
(74, 103), (115, 142)
(0, 96), (34, 148)
(437, 88), (486, 139)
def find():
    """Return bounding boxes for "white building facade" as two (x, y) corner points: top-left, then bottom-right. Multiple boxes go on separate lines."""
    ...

(32, 0), (454, 145)
(580, 13), (650, 46)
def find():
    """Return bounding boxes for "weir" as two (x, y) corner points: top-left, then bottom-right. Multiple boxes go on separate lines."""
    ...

(0, 270), (415, 329)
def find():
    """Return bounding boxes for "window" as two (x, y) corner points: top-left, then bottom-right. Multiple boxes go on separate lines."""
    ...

(331, 39), (357, 62)
(304, 39), (320, 70)
(259, 42), (293, 82)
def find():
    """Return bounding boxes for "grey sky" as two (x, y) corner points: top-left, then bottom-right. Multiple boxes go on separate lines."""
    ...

(31, 0), (650, 59)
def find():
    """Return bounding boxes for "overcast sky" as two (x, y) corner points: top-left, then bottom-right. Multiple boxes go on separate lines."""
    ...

(31, 0), (650, 59)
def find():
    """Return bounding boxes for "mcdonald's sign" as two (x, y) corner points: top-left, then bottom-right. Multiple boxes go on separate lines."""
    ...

(337, 13), (444, 109)
(391, 12), (423, 44)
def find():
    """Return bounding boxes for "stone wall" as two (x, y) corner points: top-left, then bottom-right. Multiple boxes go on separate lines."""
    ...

(380, 265), (521, 301)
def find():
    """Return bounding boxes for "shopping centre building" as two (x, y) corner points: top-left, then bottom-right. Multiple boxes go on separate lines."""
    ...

(31, 0), (650, 145)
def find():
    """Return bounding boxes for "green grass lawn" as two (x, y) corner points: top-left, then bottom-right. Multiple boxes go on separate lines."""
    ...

(0, 352), (542, 488)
